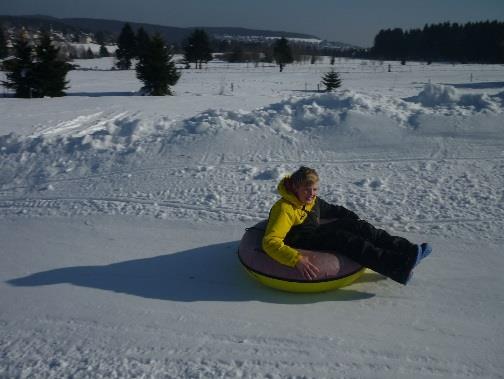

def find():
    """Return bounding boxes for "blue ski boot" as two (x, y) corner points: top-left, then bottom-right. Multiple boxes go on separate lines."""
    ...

(415, 243), (432, 267)
(405, 244), (433, 285)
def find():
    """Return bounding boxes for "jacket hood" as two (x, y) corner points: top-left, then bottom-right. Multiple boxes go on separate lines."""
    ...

(277, 176), (315, 209)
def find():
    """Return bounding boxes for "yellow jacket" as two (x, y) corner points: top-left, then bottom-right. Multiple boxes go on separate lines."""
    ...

(262, 177), (316, 267)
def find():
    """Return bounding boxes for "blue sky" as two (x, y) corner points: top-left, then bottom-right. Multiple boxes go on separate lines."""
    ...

(1, 0), (503, 47)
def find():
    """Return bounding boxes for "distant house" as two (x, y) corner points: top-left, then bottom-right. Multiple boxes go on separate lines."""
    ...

(0, 55), (16, 71)
(79, 35), (93, 44)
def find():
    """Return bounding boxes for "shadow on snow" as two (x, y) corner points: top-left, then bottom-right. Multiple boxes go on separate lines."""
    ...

(7, 241), (378, 304)
(443, 81), (504, 90)
(66, 91), (137, 97)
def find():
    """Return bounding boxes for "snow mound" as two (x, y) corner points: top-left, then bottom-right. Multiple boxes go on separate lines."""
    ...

(0, 112), (173, 155)
(2, 89), (501, 158)
(258, 92), (377, 132)
(1, 89), (503, 189)
(407, 84), (501, 111)
(492, 90), (504, 105)
(177, 88), (502, 139)
(175, 90), (420, 136)
(253, 166), (288, 181)
(176, 95), (348, 135)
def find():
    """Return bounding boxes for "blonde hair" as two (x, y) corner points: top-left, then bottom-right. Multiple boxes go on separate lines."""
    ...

(288, 166), (319, 189)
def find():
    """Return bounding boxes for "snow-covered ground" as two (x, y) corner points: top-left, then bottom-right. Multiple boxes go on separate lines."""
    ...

(1, 57), (503, 378)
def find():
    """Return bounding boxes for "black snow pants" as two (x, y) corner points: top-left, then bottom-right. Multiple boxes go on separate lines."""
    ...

(285, 219), (418, 284)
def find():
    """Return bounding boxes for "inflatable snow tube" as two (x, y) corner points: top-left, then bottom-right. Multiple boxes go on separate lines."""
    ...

(238, 220), (365, 293)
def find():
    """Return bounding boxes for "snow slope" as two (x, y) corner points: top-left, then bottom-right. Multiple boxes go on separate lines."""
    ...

(1, 58), (503, 378)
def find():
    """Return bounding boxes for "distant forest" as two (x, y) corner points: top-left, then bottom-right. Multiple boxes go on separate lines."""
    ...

(1, 16), (503, 64)
(370, 21), (504, 63)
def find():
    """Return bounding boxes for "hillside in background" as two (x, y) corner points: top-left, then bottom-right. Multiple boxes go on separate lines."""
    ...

(0, 14), (358, 49)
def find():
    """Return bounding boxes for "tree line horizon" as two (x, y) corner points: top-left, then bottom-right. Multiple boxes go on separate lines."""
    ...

(117, 19), (504, 65)
(371, 20), (504, 64)
(1, 19), (503, 64)
(1, 19), (501, 98)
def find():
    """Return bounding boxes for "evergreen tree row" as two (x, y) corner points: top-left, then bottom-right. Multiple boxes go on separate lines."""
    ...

(115, 24), (215, 71)
(273, 37), (293, 72)
(115, 23), (137, 70)
(183, 29), (213, 69)
(0, 25), (8, 59)
(371, 20), (504, 63)
(2, 32), (70, 98)
(115, 24), (180, 95)
(135, 31), (180, 96)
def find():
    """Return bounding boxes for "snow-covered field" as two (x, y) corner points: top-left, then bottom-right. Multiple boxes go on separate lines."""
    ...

(1, 57), (503, 378)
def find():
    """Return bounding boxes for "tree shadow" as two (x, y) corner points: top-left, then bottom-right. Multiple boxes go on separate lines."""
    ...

(291, 89), (323, 94)
(66, 92), (137, 97)
(444, 81), (504, 90)
(7, 242), (375, 304)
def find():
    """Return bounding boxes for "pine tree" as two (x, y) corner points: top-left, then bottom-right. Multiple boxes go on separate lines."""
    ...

(135, 27), (151, 60)
(226, 44), (245, 63)
(115, 23), (136, 69)
(95, 31), (106, 46)
(273, 37), (293, 72)
(86, 47), (95, 59)
(1, 33), (35, 98)
(183, 29), (213, 69)
(321, 69), (342, 92)
(99, 44), (109, 57)
(136, 34), (180, 96)
(0, 26), (8, 59)
(32, 31), (70, 97)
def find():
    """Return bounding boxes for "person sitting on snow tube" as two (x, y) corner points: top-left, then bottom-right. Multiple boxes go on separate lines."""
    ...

(262, 166), (433, 285)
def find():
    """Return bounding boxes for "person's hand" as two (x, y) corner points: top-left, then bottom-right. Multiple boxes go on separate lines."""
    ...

(295, 255), (320, 280)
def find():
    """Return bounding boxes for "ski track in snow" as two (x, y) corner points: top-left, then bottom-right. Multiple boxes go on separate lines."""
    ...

(1, 149), (503, 241)
(1, 59), (504, 378)
(1, 317), (497, 378)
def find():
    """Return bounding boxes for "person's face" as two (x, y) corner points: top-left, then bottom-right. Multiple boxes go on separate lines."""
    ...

(293, 182), (319, 204)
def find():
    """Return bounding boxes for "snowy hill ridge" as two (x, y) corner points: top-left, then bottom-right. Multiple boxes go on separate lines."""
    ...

(0, 14), (326, 46)
(1, 84), (502, 156)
